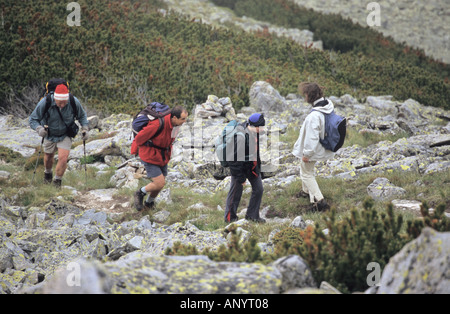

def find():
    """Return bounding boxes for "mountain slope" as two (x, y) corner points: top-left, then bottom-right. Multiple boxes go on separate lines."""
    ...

(0, 0), (448, 117)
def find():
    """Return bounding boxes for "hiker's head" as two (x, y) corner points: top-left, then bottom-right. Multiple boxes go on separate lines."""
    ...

(248, 113), (265, 133)
(299, 82), (324, 104)
(171, 105), (189, 126)
(54, 84), (69, 109)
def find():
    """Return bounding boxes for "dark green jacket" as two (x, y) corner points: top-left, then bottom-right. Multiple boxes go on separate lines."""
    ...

(29, 94), (88, 143)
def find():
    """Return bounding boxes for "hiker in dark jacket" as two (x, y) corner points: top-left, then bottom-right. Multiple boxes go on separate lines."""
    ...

(225, 113), (266, 223)
(132, 105), (188, 211)
(29, 84), (89, 187)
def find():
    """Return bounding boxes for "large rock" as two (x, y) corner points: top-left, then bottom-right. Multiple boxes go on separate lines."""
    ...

(70, 128), (133, 160)
(0, 115), (42, 158)
(249, 81), (287, 113)
(367, 178), (407, 202)
(377, 228), (450, 294)
(271, 255), (317, 291)
(26, 252), (319, 294)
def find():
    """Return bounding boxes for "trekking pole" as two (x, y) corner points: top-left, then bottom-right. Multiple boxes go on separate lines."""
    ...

(31, 125), (48, 185)
(83, 134), (87, 186)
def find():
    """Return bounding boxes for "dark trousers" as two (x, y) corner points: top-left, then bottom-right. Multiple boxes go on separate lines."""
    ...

(225, 175), (263, 222)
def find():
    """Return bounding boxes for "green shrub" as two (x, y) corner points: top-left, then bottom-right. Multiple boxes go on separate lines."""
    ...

(212, 0), (450, 109)
(0, 146), (25, 165)
(407, 202), (450, 237)
(166, 197), (449, 293)
(166, 224), (264, 263)
(293, 199), (409, 293)
(1, 0), (448, 118)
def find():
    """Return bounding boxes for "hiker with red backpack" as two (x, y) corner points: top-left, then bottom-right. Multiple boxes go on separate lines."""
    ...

(131, 104), (188, 211)
(292, 83), (346, 212)
(29, 80), (89, 187)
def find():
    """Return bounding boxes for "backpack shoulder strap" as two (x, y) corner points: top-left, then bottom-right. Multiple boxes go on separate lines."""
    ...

(44, 94), (52, 116)
(69, 94), (77, 119)
(153, 117), (165, 139)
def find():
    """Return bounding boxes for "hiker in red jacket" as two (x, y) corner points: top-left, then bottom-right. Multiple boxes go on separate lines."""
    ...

(132, 105), (188, 211)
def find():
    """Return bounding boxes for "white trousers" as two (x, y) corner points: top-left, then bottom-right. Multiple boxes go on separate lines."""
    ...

(300, 161), (324, 203)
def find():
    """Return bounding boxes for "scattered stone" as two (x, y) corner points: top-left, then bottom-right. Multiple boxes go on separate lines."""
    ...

(367, 178), (407, 202)
(291, 216), (307, 229)
(271, 255), (317, 291)
(391, 200), (422, 212)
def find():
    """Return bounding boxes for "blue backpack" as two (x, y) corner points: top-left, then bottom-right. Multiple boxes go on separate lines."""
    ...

(132, 102), (172, 140)
(312, 109), (347, 152)
(215, 120), (246, 167)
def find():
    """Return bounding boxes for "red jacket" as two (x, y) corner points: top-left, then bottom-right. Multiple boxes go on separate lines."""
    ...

(131, 114), (176, 166)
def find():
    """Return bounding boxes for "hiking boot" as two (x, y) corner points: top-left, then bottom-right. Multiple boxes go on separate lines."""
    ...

(144, 201), (156, 210)
(225, 216), (239, 224)
(134, 190), (146, 212)
(295, 191), (309, 199)
(53, 179), (62, 188)
(246, 216), (266, 224)
(309, 199), (330, 212)
(44, 172), (53, 184)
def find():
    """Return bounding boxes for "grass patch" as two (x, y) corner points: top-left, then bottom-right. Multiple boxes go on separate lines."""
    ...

(344, 128), (409, 148)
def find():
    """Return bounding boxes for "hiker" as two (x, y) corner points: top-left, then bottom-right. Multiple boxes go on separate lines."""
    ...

(224, 113), (266, 223)
(29, 83), (89, 187)
(292, 83), (335, 212)
(132, 105), (188, 211)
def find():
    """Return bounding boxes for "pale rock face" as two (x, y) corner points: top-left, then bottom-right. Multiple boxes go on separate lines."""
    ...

(290, 0), (450, 64)
(376, 228), (450, 294)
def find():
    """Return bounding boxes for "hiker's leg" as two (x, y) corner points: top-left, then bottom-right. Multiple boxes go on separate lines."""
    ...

(300, 160), (324, 203)
(55, 148), (70, 177)
(144, 174), (166, 198)
(143, 164), (168, 197)
(43, 139), (57, 171)
(44, 153), (55, 171)
(246, 175), (264, 220)
(299, 162), (310, 194)
(42, 139), (57, 183)
(225, 176), (244, 222)
(54, 137), (72, 178)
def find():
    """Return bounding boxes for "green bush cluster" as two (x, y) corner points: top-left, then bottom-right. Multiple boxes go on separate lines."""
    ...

(212, 0), (450, 109)
(293, 199), (409, 293)
(168, 198), (449, 293)
(1, 0), (448, 118)
(166, 224), (264, 263)
(407, 202), (450, 238)
(0, 146), (25, 165)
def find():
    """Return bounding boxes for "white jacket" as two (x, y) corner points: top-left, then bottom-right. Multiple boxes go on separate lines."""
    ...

(292, 98), (336, 162)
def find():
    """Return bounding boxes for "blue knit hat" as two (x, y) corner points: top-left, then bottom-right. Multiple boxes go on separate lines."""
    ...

(248, 113), (265, 127)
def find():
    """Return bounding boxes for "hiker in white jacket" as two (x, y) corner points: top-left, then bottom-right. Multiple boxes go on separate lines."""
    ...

(293, 83), (334, 212)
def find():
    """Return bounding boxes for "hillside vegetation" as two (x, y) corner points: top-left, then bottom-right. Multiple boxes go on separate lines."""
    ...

(0, 0), (449, 117)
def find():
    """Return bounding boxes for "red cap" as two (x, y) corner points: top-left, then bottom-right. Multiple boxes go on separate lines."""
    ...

(54, 84), (69, 101)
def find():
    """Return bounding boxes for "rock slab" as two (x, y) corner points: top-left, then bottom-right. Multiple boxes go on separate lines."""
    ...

(377, 228), (450, 294)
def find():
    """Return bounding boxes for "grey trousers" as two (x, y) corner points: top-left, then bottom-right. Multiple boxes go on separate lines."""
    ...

(225, 175), (264, 222)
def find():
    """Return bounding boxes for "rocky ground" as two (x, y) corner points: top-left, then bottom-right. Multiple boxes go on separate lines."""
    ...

(1, 82), (449, 294)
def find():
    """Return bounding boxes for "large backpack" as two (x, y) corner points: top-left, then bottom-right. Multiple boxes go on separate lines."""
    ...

(41, 78), (78, 129)
(215, 120), (246, 167)
(131, 102), (172, 159)
(42, 78), (77, 115)
(312, 109), (347, 152)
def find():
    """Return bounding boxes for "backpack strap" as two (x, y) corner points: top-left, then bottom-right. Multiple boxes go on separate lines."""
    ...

(44, 93), (78, 119)
(153, 117), (165, 139)
(69, 94), (77, 119)
(144, 117), (172, 162)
